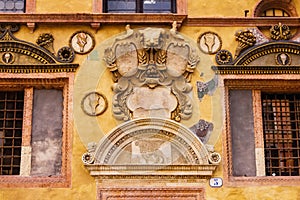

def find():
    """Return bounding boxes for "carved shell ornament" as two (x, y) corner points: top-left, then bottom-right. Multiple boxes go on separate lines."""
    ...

(103, 24), (200, 122)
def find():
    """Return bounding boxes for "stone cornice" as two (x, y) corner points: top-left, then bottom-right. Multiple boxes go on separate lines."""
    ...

(0, 13), (187, 32)
(186, 17), (300, 27)
(0, 64), (79, 73)
(0, 14), (299, 30)
(85, 164), (218, 179)
(212, 65), (300, 75)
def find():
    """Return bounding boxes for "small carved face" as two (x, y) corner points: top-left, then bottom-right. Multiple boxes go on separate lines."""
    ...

(140, 28), (164, 48)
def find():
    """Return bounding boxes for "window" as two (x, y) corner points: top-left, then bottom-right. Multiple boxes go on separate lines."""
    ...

(260, 8), (290, 17)
(0, 76), (72, 188)
(254, 0), (297, 18)
(0, 0), (25, 13)
(225, 79), (300, 185)
(262, 93), (300, 176)
(0, 87), (64, 177)
(103, 0), (176, 13)
(229, 89), (300, 178)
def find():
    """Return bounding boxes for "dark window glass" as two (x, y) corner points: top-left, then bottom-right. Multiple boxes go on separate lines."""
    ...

(0, 0), (25, 13)
(104, 0), (176, 13)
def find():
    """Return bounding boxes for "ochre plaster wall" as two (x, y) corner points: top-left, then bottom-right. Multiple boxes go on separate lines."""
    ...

(188, 0), (258, 17)
(2, 0), (300, 199)
(36, 0), (92, 13)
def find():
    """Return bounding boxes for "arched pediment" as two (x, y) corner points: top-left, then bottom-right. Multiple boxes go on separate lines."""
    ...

(0, 24), (77, 72)
(83, 118), (220, 178)
(213, 41), (300, 74)
(0, 34), (57, 64)
(234, 41), (300, 66)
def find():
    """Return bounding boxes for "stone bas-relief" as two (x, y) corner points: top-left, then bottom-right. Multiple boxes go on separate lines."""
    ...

(198, 31), (222, 54)
(131, 139), (172, 164)
(81, 92), (108, 116)
(104, 24), (199, 122)
(127, 86), (177, 119)
(70, 31), (95, 54)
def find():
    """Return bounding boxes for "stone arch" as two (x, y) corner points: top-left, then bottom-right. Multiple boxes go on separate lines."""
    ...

(84, 118), (220, 178)
(94, 118), (210, 165)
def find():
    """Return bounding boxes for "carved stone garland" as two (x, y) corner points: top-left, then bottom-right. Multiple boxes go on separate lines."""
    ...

(104, 25), (199, 122)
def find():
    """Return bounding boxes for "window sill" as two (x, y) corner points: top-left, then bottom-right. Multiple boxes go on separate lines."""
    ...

(227, 176), (300, 187)
(0, 175), (70, 188)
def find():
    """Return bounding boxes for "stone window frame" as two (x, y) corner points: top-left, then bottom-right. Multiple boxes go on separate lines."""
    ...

(0, 72), (73, 188)
(222, 74), (300, 186)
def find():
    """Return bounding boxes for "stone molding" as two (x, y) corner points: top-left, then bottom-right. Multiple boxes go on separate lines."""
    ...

(213, 41), (300, 74)
(1, 15), (300, 30)
(97, 187), (205, 200)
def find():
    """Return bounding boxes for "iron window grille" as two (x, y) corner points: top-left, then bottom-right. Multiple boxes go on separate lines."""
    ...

(0, 91), (24, 175)
(262, 93), (300, 176)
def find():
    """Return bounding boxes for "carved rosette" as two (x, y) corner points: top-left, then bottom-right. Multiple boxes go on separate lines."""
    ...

(103, 25), (200, 121)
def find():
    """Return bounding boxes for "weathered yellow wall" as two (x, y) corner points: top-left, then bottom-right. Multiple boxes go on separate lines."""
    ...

(188, 0), (258, 17)
(3, 0), (300, 199)
(36, 0), (92, 13)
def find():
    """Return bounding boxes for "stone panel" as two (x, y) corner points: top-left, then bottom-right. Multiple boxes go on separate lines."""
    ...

(98, 187), (205, 200)
(229, 89), (256, 176)
(30, 89), (63, 176)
